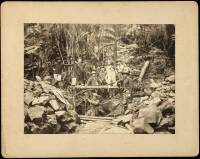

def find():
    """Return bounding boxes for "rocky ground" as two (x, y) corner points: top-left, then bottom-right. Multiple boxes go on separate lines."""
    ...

(24, 79), (80, 134)
(24, 44), (175, 134)
(24, 68), (175, 134)
(75, 74), (175, 134)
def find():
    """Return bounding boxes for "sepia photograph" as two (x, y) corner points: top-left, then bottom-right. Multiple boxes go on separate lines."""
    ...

(24, 24), (175, 134)
(2, 1), (198, 157)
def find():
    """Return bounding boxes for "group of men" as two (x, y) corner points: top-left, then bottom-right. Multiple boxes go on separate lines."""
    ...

(51, 58), (135, 98)
(86, 59), (134, 93)
(83, 59), (135, 116)
(51, 58), (135, 116)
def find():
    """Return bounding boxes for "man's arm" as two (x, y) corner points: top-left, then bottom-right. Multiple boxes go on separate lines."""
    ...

(87, 98), (100, 105)
(86, 77), (92, 86)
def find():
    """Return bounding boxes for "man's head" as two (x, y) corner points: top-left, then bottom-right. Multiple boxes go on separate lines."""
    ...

(107, 60), (113, 65)
(92, 93), (100, 99)
(122, 68), (130, 79)
(91, 71), (97, 77)
(78, 58), (82, 63)
(57, 59), (62, 64)
(117, 59), (122, 65)
(122, 73), (128, 79)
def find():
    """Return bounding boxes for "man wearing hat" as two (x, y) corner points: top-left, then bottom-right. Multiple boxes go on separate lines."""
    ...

(118, 67), (134, 105)
(85, 92), (102, 116)
(86, 70), (101, 86)
(116, 59), (124, 73)
(52, 59), (64, 84)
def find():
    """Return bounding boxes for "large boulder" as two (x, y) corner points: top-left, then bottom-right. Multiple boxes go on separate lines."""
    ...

(100, 99), (121, 112)
(158, 115), (175, 128)
(112, 114), (133, 125)
(24, 92), (34, 105)
(49, 99), (60, 111)
(46, 114), (57, 125)
(132, 118), (154, 134)
(158, 101), (175, 115)
(151, 91), (162, 98)
(25, 122), (40, 134)
(31, 95), (50, 105)
(138, 104), (162, 124)
(100, 126), (132, 134)
(27, 105), (46, 123)
(150, 97), (162, 106)
(165, 75), (175, 83)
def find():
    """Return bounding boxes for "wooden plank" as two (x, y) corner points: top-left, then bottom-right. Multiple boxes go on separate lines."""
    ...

(73, 85), (119, 89)
(79, 115), (114, 120)
(80, 118), (112, 122)
(138, 61), (150, 82)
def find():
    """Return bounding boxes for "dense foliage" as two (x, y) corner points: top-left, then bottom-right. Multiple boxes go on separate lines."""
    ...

(24, 24), (175, 80)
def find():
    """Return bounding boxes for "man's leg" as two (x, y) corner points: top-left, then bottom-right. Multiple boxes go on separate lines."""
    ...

(52, 74), (58, 86)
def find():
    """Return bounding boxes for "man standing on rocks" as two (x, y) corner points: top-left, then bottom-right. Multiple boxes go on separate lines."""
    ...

(52, 59), (64, 86)
(86, 93), (101, 116)
(86, 70), (102, 86)
(118, 67), (134, 105)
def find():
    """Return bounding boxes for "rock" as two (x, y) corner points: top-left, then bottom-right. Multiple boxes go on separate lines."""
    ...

(101, 99), (120, 112)
(39, 123), (53, 134)
(169, 92), (175, 97)
(149, 80), (161, 89)
(39, 123), (61, 134)
(132, 118), (154, 134)
(140, 96), (149, 102)
(67, 122), (78, 132)
(158, 101), (175, 115)
(43, 76), (52, 81)
(49, 99), (60, 111)
(55, 110), (66, 117)
(57, 101), (67, 110)
(47, 114), (57, 125)
(76, 121), (110, 134)
(154, 131), (171, 134)
(24, 92), (34, 105)
(170, 84), (175, 92)
(43, 89), (50, 94)
(138, 104), (162, 124)
(35, 76), (42, 82)
(127, 43), (139, 49)
(107, 104), (125, 116)
(168, 126), (175, 134)
(161, 81), (170, 85)
(51, 89), (69, 105)
(127, 103), (136, 111)
(24, 123), (30, 133)
(45, 106), (55, 115)
(56, 111), (74, 124)
(68, 110), (80, 123)
(160, 85), (171, 92)
(151, 91), (161, 98)
(144, 88), (153, 96)
(24, 104), (30, 122)
(144, 100), (151, 105)
(27, 122), (40, 133)
(112, 114), (133, 125)
(32, 96), (50, 105)
(55, 123), (62, 133)
(158, 115), (175, 128)
(165, 75), (175, 83)
(100, 126), (132, 134)
(150, 97), (161, 106)
(168, 98), (175, 103)
(27, 105), (46, 122)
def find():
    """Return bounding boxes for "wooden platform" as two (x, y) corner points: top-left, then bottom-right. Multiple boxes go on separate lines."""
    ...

(72, 85), (119, 89)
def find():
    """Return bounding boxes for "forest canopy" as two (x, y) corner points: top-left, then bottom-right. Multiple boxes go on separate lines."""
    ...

(24, 24), (175, 81)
